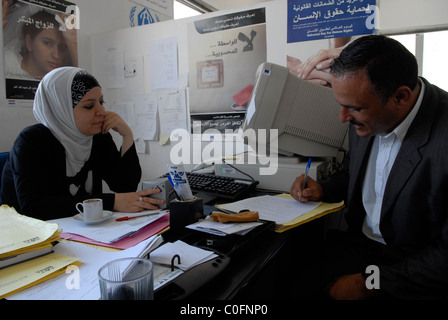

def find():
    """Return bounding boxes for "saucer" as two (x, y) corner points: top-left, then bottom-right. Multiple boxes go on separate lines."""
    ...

(74, 210), (114, 224)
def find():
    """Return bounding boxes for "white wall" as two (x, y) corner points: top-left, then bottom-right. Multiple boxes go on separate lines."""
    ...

(379, 0), (448, 34)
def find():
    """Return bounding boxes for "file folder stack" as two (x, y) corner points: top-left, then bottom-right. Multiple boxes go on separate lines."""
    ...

(0, 205), (62, 268)
(0, 205), (80, 299)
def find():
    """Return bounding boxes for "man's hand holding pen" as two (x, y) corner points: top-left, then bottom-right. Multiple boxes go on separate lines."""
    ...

(290, 175), (324, 203)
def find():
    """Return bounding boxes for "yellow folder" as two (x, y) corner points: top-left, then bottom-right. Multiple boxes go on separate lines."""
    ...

(0, 205), (61, 260)
(0, 205), (80, 299)
(274, 194), (345, 232)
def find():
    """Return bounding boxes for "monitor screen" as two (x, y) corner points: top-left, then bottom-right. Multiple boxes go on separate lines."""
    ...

(243, 62), (348, 158)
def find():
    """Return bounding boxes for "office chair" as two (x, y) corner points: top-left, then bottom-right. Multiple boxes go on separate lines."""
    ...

(0, 152), (8, 185)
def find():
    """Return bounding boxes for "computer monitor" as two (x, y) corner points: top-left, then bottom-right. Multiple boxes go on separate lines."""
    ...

(243, 62), (348, 158)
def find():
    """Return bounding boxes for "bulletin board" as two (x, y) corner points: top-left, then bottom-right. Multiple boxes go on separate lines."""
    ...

(90, 6), (269, 147)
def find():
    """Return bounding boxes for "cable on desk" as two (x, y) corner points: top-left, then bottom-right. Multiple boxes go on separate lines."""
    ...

(222, 159), (256, 181)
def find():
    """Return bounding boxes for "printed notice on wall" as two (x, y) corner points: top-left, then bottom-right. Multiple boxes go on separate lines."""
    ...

(287, 0), (377, 43)
(149, 37), (179, 90)
(187, 8), (266, 113)
(100, 43), (125, 89)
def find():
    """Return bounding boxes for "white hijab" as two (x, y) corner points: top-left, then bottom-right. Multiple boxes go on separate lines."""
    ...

(33, 67), (93, 179)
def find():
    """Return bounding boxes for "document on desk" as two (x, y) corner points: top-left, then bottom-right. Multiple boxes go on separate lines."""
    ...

(187, 217), (263, 236)
(6, 235), (162, 300)
(218, 195), (322, 225)
(49, 211), (168, 245)
(0, 253), (80, 299)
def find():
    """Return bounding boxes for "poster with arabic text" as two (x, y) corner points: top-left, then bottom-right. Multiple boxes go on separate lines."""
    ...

(287, 0), (376, 43)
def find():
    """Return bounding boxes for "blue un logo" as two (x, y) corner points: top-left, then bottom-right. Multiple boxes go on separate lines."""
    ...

(130, 6), (160, 27)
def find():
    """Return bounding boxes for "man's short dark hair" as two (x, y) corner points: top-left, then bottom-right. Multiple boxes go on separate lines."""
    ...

(330, 35), (419, 102)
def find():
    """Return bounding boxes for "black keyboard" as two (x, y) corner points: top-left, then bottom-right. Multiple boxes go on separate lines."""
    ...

(161, 172), (259, 202)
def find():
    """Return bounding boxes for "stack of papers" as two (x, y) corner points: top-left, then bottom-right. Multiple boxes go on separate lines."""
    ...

(0, 205), (79, 299)
(6, 235), (163, 300)
(217, 194), (345, 232)
(49, 211), (169, 249)
(0, 205), (62, 268)
(0, 253), (81, 299)
(187, 217), (263, 236)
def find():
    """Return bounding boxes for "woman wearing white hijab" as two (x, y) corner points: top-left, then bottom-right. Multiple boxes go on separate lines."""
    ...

(0, 67), (163, 219)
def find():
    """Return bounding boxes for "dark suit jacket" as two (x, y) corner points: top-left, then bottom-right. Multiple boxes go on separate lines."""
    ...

(0, 124), (142, 220)
(320, 78), (448, 299)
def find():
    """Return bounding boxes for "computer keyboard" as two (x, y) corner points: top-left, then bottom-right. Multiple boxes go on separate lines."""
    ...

(161, 172), (259, 202)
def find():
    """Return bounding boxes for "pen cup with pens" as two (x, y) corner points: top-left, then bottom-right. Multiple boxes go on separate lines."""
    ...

(98, 258), (154, 300)
(166, 164), (204, 238)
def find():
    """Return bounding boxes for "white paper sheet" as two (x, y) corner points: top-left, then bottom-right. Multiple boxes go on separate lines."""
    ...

(158, 90), (188, 140)
(100, 43), (125, 89)
(187, 217), (262, 236)
(109, 101), (136, 127)
(219, 195), (322, 225)
(133, 93), (158, 140)
(149, 37), (179, 90)
(48, 211), (166, 244)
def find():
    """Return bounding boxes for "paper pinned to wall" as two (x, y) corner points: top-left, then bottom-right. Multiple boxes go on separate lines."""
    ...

(108, 100), (152, 153)
(135, 138), (147, 154)
(109, 102), (135, 127)
(100, 43), (125, 89)
(133, 93), (159, 141)
(149, 37), (179, 90)
(124, 55), (145, 94)
(158, 89), (188, 145)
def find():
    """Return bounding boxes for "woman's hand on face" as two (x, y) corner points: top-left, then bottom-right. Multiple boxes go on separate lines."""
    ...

(114, 189), (165, 213)
(102, 111), (132, 137)
(102, 111), (135, 156)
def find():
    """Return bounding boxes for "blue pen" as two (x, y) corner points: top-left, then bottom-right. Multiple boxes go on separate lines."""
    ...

(302, 158), (312, 191)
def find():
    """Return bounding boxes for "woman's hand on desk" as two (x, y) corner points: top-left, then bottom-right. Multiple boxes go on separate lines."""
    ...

(114, 189), (165, 212)
(290, 175), (323, 202)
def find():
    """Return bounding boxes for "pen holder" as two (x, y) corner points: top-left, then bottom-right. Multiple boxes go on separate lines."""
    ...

(168, 197), (204, 238)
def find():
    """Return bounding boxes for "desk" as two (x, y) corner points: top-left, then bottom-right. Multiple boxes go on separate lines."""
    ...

(187, 228), (287, 299)
(4, 195), (329, 300)
(155, 213), (326, 300)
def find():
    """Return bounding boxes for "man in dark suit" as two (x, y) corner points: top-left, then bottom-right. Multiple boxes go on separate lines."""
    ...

(290, 35), (448, 299)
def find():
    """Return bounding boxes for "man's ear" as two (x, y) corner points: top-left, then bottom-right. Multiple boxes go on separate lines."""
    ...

(393, 86), (412, 105)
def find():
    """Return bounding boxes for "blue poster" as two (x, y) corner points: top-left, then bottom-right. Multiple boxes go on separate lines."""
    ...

(288, 0), (376, 43)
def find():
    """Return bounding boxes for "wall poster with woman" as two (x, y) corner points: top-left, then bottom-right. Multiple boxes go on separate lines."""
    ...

(2, 0), (78, 103)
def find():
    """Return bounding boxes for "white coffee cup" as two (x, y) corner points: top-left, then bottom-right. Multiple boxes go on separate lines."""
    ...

(76, 198), (103, 222)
